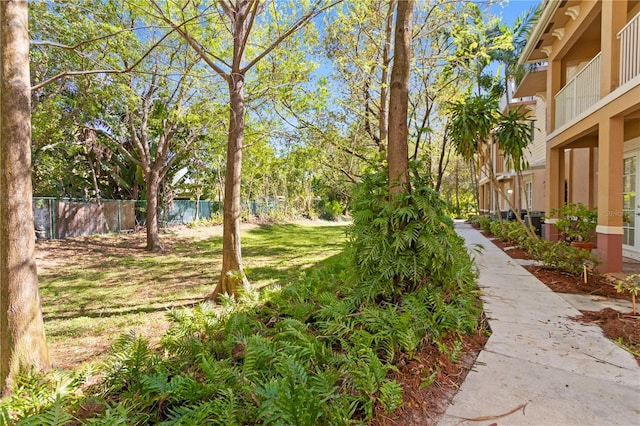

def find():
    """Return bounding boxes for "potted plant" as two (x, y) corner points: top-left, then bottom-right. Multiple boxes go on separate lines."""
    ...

(551, 203), (598, 250)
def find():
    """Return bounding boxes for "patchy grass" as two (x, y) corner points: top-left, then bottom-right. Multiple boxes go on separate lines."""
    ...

(36, 221), (347, 369)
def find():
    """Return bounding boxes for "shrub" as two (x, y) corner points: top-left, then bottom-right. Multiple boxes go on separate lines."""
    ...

(525, 238), (596, 276)
(614, 274), (640, 315)
(346, 168), (481, 309)
(8, 176), (483, 424)
(477, 215), (492, 233)
(489, 220), (507, 241)
(551, 203), (597, 242)
(319, 199), (344, 221)
(504, 221), (532, 246)
(466, 215), (480, 227)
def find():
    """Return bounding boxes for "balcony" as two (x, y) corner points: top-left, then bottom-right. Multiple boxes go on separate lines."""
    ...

(499, 79), (536, 112)
(618, 11), (640, 86)
(554, 53), (601, 129)
(554, 11), (640, 130)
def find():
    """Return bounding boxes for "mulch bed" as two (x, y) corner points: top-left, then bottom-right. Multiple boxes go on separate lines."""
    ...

(522, 265), (624, 299)
(373, 327), (489, 425)
(575, 308), (640, 353)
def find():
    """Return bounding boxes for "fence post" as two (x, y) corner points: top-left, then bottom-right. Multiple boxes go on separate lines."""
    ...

(51, 198), (57, 240)
(117, 200), (122, 232)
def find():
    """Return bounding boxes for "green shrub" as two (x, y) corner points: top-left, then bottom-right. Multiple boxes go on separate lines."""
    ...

(489, 220), (507, 240)
(551, 203), (597, 242)
(319, 200), (344, 221)
(346, 168), (481, 309)
(9, 176), (483, 424)
(477, 215), (492, 233)
(504, 221), (531, 246)
(525, 239), (596, 276)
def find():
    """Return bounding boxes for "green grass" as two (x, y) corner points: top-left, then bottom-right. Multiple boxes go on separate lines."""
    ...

(38, 222), (348, 369)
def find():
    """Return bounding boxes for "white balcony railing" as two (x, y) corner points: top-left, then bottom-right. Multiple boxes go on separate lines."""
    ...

(555, 52), (601, 128)
(618, 11), (640, 85)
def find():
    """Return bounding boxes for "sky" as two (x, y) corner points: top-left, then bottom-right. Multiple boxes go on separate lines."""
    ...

(493, 0), (542, 26)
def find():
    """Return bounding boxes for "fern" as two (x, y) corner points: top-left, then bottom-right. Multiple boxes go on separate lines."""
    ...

(378, 380), (403, 413)
(14, 395), (73, 426)
(101, 331), (156, 396)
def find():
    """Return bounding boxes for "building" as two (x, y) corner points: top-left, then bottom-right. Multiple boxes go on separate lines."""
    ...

(514, 0), (640, 272)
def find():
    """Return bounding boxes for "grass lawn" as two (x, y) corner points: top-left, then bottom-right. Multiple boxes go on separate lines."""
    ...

(36, 221), (348, 370)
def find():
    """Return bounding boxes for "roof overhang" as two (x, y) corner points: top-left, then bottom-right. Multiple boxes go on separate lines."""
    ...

(514, 66), (547, 98)
(518, 1), (587, 65)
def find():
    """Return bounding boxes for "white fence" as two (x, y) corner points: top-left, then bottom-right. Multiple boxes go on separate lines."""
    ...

(618, 11), (640, 86)
(555, 53), (601, 128)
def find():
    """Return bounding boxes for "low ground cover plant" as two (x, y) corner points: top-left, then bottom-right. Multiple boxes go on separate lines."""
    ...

(2, 172), (483, 425)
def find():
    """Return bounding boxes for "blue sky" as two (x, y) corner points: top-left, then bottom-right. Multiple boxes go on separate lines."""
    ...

(494, 0), (541, 25)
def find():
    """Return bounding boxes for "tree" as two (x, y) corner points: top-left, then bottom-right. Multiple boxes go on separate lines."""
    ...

(0, 0), (50, 395)
(147, 0), (338, 297)
(322, 0), (397, 159)
(408, 1), (471, 191)
(28, 1), (141, 199)
(387, 0), (414, 194)
(449, 93), (536, 238)
(92, 51), (210, 251)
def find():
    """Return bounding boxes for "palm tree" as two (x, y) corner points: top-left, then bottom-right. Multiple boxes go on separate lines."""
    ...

(449, 93), (536, 239)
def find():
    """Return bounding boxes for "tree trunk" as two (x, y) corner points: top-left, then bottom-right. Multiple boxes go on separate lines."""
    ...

(145, 170), (163, 251)
(194, 189), (201, 222)
(378, 0), (396, 152)
(211, 73), (250, 299)
(0, 0), (50, 395)
(455, 160), (460, 216)
(387, 0), (414, 194)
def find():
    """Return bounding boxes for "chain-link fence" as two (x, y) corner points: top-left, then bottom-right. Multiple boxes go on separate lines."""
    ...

(33, 198), (222, 240)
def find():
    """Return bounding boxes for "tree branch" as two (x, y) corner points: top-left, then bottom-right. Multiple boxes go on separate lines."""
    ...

(31, 22), (178, 91)
(241, 0), (344, 73)
(145, 0), (230, 78)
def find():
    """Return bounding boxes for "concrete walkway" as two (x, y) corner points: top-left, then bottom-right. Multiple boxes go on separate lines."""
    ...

(439, 223), (640, 426)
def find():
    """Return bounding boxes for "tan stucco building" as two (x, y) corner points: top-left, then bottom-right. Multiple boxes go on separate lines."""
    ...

(514, 0), (640, 272)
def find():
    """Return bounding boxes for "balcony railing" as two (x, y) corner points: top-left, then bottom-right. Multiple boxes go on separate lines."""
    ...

(555, 53), (601, 128)
(618, 11), (640, 85)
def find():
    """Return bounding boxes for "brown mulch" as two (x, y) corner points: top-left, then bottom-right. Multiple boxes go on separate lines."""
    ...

(373, 327), (489, 426)
(522, 265), (624, 299)
(574, 308), (640, 355)
(489, 237), (534, 260)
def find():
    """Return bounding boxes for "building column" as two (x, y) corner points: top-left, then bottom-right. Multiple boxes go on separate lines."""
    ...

(596, 117), (624, 272)
(545, 145), (564, 241)
(600, 0), (627, 97)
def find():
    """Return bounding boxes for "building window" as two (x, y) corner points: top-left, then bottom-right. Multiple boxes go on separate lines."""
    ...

(525, 181), (533, 210)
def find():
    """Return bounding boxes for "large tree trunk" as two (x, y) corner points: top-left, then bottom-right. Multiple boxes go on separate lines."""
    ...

(387, 0), (414, 194)
(145, 170), (163, 251)
(0, 0), (50, 395)
(211, 73), (249, 299)
(378, 0), (396, 152)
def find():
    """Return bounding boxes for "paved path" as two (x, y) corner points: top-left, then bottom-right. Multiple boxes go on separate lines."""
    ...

(439, 223), (640, 426)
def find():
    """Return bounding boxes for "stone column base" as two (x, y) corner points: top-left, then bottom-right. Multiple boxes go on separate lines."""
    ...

(544, 222), (560, 242)
(595, 232), (622, 273)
